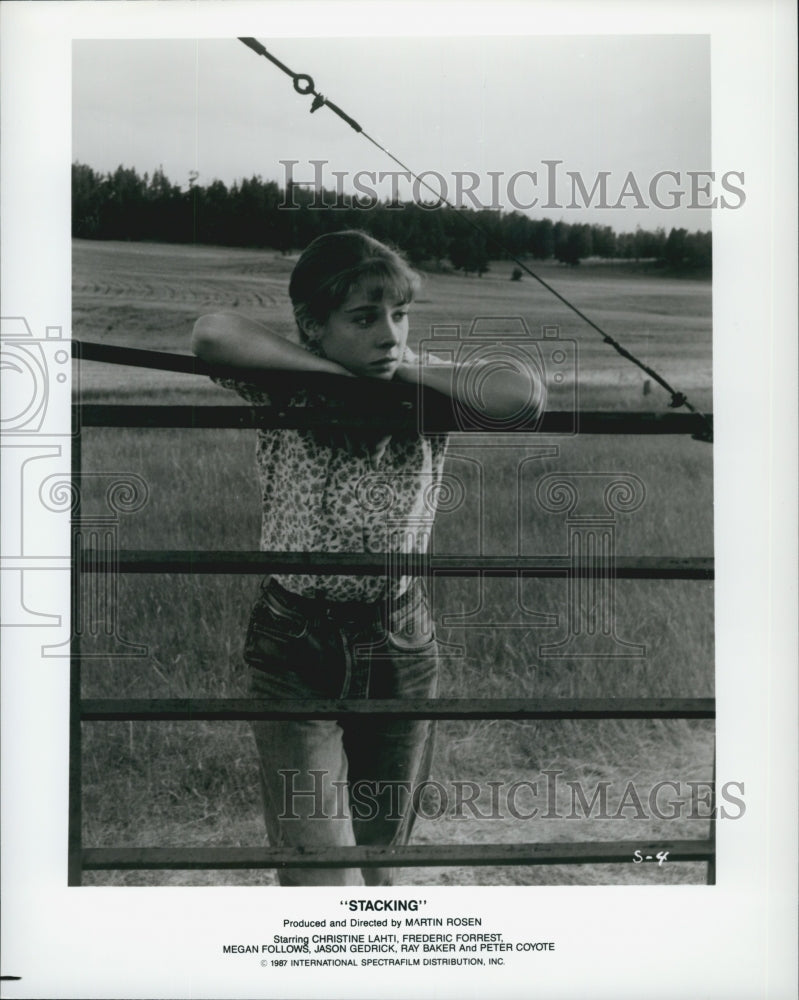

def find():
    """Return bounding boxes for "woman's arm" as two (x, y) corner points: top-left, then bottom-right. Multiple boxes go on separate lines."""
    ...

(191, 313), (352, 376)
(394, 349), (544, 421)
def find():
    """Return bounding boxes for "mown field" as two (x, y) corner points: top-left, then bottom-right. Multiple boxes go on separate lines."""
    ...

(72, 239), (714, 886)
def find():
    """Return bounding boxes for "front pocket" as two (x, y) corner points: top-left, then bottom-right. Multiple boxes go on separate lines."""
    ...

(249, 584), (310, 642)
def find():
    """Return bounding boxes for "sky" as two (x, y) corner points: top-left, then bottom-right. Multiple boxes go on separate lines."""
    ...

(74, 34), (712, 233)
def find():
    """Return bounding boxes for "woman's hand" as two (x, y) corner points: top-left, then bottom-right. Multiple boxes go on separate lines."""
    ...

(394, 346), (543, 420)
(393, 346), (422, 384)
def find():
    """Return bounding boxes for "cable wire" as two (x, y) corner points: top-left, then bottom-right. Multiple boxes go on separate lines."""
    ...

(238, 37), (712, 442)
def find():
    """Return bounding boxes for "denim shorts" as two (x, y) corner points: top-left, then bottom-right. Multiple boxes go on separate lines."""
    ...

(245, 576), (439, 886)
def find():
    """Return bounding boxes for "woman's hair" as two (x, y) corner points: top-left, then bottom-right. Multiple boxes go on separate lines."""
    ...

(289, 230), (421, 343)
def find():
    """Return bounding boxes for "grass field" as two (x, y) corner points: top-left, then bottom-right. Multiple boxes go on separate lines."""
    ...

(72, 239), (714, 886)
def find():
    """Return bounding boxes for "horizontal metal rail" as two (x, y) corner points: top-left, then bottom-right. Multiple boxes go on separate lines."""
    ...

(80, 697), (716, 722)
(75, 339), (213, 374)
(70, 338), (716, 883)
(82, 839), (715, 871)
(73, 339), (714, 435)
(78, 549), (714, 579)
(76, 403), (712, 436)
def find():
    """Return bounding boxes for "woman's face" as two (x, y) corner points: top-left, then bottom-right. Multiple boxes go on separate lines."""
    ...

(311, 281), (410, 380)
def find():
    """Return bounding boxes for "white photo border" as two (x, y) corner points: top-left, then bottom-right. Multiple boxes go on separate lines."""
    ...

(1, 2), (796, 998)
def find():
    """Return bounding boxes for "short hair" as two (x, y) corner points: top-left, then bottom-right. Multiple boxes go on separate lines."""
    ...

(289, 230), (420, 342)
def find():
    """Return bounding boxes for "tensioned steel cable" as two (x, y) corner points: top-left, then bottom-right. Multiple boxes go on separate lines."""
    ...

(238, 37), (713, 442)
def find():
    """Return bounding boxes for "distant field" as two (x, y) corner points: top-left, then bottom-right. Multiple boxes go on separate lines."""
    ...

(72, 239), (714, 887)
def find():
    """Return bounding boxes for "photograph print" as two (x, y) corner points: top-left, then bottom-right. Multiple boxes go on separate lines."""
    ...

(68, 33), (716, 889)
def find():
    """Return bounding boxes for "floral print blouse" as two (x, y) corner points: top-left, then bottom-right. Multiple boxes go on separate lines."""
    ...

(212, 348), (449, 602)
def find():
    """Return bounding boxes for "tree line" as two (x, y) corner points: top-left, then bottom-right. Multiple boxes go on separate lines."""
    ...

(72, 163), (712, 273)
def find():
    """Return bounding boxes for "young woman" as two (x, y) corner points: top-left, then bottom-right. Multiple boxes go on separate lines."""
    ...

(192, 230), (537, 886)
